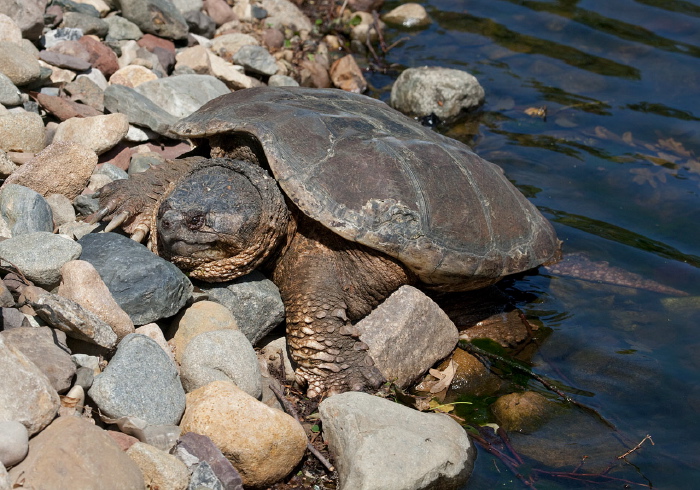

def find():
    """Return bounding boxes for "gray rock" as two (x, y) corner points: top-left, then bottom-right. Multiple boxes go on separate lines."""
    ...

(45, 193), (76, 228)
(0, 73), (20, 107)
(355, 285), (458, 388)
(104, 15), (144, 42)
(0, 42), (42, 87)
(199, 271), (284, 345)
(140, 424), (181, 452)
(119, 0), (189, 41)
(77, 67), (108, 90)
(0, 327), (75, 394)
(0, 462), (8, 490)
(180, 329), (262, 398)
(268, 74), (299, 87)
(73, 194), (100, 216)
(172, 0), (203, 14)
(1, 308), (30, 329)
(261, 0), (312, 32)
(0, 281), (14, 307)
(41, 27), (83, 49)
(74, 366), (94, 390)
(62, 12), (109, 37)
(173, 432), (244, 490)
(189, 461), (223, 490)
(184, 10), (216, 38)
(89, 333), (186, 426)
(78, 232), (193, 325)
(65, 76), (105, 112)
(0, 421), (28, 467)
(39, 50), (92, 71)
(390, 66), (485, 120)
(233, 45), (278, 76)
(0, 233), (80, 287)
(0, 336), (60, 436)
(93, 162), (128, 182)
(0, 185), (53, 236)
(104, 84), (179, 137)
(0, 0), (46, 40)
(133, 74), (230, 119)
(51, 0), (100, 18)
(320, 392), (475, 490)
(128, 152), (166, 175)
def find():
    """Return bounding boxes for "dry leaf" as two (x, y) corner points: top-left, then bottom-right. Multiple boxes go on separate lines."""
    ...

(428, 399), (454, 413)
(524, 106), (547, 118)
(429, 360), (456, 394)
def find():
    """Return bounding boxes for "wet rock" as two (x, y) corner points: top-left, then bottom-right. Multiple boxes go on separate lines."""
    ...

(62, 11), (109, 37)
(200, 271), (285, 345)
(89, 333), (186, 425)
(0, 111), (45, 154)
(104, 14), (144, 42)
(491, 391), (562, 433)
(119, 0), (189, 41)
(22, 286), (118, 350)
(0, 73), (20, 106)
(53, 113), (129, 155)
(356, 285), (459, 388)
(133, 74), (230, 118)
(261, 0), (312, 32)
(78, 232), (193, 325)
(172, 432), (244, 490)
(320, 392), (475, 490)
(181, 329), (262, 397)
(78, 35), (120, 78)
(233, 45), (278, 76)
(0, 421), (28, 467)
(391, 66), (485, 120)
(110, 64), (158, 88)
(7, 416), (146, 489)
(127, 442), (189, 490)
(439, 347), (503, 396)
(0, 0), (46, 40)
(329, 54), (367, 93)
(0, 185), (53, 236)
(181, 380), (307, 487)
(170, 300), (238, 363)
(383, 3), (431, 27)
(4, 142), (97, 201)
(0, 327), (75, 394)
(0, 336), (60, 436)
(59, 260), (135, 341)
(36, 92), (103, 120)
(104, 84), (179, 136)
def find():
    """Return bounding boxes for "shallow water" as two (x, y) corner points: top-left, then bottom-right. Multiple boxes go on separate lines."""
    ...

(368, 1), (700, 487)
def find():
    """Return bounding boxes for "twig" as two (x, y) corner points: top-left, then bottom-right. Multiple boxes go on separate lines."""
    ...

(618, 435), (654, 460)
(385, 36), (410, 52)
(497, 427), (524, 465)
(338, 0), (349, 19)
(372, 10), (388, 52)
(268, 379), (335, 473)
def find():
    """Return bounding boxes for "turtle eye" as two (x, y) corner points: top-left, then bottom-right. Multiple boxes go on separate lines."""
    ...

(186, 213), (206, 230)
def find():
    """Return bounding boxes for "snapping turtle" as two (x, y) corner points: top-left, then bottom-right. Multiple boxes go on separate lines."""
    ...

(92, 87), (560, 397)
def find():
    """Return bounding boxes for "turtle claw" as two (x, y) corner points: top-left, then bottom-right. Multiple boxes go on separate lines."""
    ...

(131, 227), (148, 243)
(86, 205), (113, 225)
(104, 211), (130, 232)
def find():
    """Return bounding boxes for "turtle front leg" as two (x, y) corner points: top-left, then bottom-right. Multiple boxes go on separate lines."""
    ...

(273, 224), (413, 398)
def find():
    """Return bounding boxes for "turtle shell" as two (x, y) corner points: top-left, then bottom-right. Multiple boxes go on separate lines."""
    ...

(173, 87), (559, 291)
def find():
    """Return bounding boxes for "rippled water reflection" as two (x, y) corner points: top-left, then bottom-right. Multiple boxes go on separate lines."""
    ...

(369, 0), (700, 487)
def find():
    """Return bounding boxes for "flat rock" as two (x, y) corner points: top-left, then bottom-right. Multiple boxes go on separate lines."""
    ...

(0, 326), (75, 394)
(172, 432), (243, 490)
(39, 50), (92, 71)
(355, 285), (458, 387)
(7, 416), (146, 489)
(64, 76), (105, 111)
(62, 11), (109, 37)
(181, 329), (262, 397)
(180, 381), (307, 487)
(133, 74), (230, 118)
(89, 333), (186, 426)
(199, 271), (284, 345)
(119, 0), (189, 41)
(3, 141), (98, 200)
(0, 111), (45, 154)
(170, 300), (238, 364)
(53, 113), (129, 155)
(78, 232), (193, 325)
(320, 392), (475, 490)
(42, 27), (83, 49)
(233, 45), (278, 76)
(0, 336), (60, 436)
(390, 66), (485, 120)
(109, 65), (158, 88)
(104, 83), (179, 136)
(0, 421), (28, 467)
(126, 442), (189, 490)
(0, 185), (53, 237)
(0, 41), (42, 86)
(36, 93), (103, 120)
(0, 233), (80, 287)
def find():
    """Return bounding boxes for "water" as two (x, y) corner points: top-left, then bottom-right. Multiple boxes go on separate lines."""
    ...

(367, 1), (700, 487)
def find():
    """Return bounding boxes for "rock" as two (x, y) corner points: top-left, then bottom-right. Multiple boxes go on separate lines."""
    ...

(7, 416), (146, 489)
(299, 59), (331, 88)
(0, 233), (81, 287)
(74, 0), (110, 17)
(355, 285), (458, 388)
(107, 430), (141, 451)
(190, 461), (224, 489)
(133, 74), (230, 118)
(51, 0), (99, 17)
(439, 347), (503, 396)
(180, 381), (307, 487)
(184, 10), (216, 38)
(348, 0), (383, 12)
(0, 281), (14, 307)
(173, 0), (203, 13)
(119, 0), (189, 41)
(0, 73), (20, 106)
(211, 33), (258, 62)
(170, 300), (238, 363)
(104, 14), (144, 42)
(0, 327), (75, 394)
(320, 392), (475, 490)
(3, 142), (98, 201)
(104, 83), (179, 136)
(78, 232), (193, 325)
(208, 54), (256, 90)
(0, 0), (46, 40)
(39, 50), (92, 71)
(200, 271), (284, 345)
(1, 308), (30, 329)
(78, 35), (120, 78)
(0, 111), (45, 154)
(127, 442), (189, 490)
(172, 432), (244, 490)
(233, 45), (278, 76)
(64, 76), (105, 111)
(181, 329), (262, 398)
(128, 151), (166, 174)
(59, 260), (135, 341)
(77, 67), (108, 90)
(42, 27), (83, 49)
(491, 391), (562, 434)
(0, 336), (60, 436)
(109, 64), (158, 88)
(262, 28), (284, 50)
(0, 151), (17, 178)
(383, 3), (431, 27)
(0, 185), (53, 237)
(134, 323), (175, 363)
(74, 366), (94, 390)
(0, 13), (25, 44)
(329, 54), (367, 93)
(268, 74), (299, 87)
(41, 194), (74, 228)
(62, 11), (109, 37)
(261, 0), (312, 32)
(0, 421), (28, 468)
(36, 93), (103, 120)
(175, 45), (211, 74)
(258, 336), (295, 384)
(203, 0), (236, 26)
(53, 113), (129, 156)
(21, 286), (118, 350)
(390, 66), (485, 120)
(350, 12), (384, 44)
(89, 333), (186, 425)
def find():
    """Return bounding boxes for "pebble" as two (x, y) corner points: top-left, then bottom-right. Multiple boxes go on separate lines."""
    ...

(119, 0), (189, 41)
(320, 392), (476, 490)
(0, 336), (60, 436)
(233, 44), (278, 76)
(45, 194), (76, 227)
(127, 442), (190, 490)
(180, 329), (263, 397)
(210, 32), (259, 61)
(0, 73), (21, 106)
(180, 380), (307, 488)
(0, 233), (81, 287)
(0, 185), (54, 236)
(172, 432), (244, 489)
(35, 92), (102, 120)
(78, 35), (120, 77)
(78, 232), (193, 325)
(329, 54), (367, 93)
(261, 0), (312, 32)
(62, 11), (109, 37)
(89, 333), (186, 426)
(0, 111), (45, 154)
(0, 421), (28, 467)
(170, 300), (239, 364)
(104, 14), (144, 42)
(110, 64), (158, 87)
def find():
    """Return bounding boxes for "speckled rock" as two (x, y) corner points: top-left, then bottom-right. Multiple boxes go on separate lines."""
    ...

(170, 300), (238, 364)
(261, 0), (311, 32)
(0, 42), (42, 87)
(233, 45), (278, 76)
(0, 73), (20, 106)
(109, 65), (158, 88)
(119, 0), (189, 41)
(127, 442), (189, 490)
(89, 333), (186, 426)
(180, 381), (307, 487)
(0, 111), (45, 154)
(53, 113), (129, 155)
(0, 232), (80, 286)
(0, 185), (54, 236)
(104, 83), (179, 136)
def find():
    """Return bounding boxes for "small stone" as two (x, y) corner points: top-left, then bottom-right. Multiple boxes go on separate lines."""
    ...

(127, 442), (189, 490)
(184, 10), (216, 38)
(35, 93), (103, 121)
(0, 184), (53, 237)
(62, 11), (109, 37)
(208, 54), (255, 90)
(78, 35), (120, 78)
(233, 45), (278, 76)
(268, 74), (298, 87)
(74, 366), (94, 390)
(262, 28), (284, 50)
(210, 33), (258, 62)
(132, 74), (229, 118)
(189, 461), (224, 489)
(53, 113), (129, 155)
(104, 15), (144, 42)
(39, 50), (92, 71)
(203, 0), (236, 26)
(0, 42), (42, 86)
(175, 45), (211, 74)
(119, 0), (189, 41)
(261, 0), (312, 32)
(109, 64), (158, 88)
(299, 60), (331, 88)
(0, 73), (21, 107)
(329, 54), (367, 93)
(0, 111), (45, 154)
(383, 3), (431, 27)
(170, 300), (238, 364)
(0, 421), (28, 467)
(350, 12), (384, 44)
(128, 152), (166, 174)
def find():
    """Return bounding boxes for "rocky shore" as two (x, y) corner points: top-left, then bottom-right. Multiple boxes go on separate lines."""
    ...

(0, 0), (492, 488)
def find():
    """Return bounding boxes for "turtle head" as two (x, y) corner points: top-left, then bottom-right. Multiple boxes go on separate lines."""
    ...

(153, 158), (290, 282)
